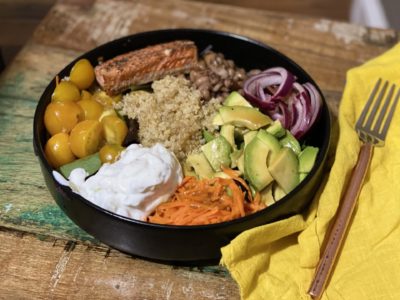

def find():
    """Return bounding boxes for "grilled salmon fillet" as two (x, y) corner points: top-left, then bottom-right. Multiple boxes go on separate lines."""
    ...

(94, 40), (198, 95)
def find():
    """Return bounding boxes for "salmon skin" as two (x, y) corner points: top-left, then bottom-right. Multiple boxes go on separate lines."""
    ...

(94, 40), (198, 95)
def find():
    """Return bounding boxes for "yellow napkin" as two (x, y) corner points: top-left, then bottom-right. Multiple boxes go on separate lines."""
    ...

(221, 43), (400, 300)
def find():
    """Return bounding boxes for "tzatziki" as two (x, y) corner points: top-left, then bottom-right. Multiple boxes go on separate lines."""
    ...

(54, 143), (183, 221)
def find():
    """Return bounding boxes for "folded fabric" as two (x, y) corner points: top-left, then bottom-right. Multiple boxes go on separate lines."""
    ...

(221, 43), (400, 300)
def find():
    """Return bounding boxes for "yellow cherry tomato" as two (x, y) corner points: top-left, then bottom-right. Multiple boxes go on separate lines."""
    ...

(98, 108), (118, 122)
(80, 90), (93, 101)
(44, 101), (84, 136)
(45, 132), (75, 168)
(101, 115), (128, 145)
(69, 59), (95, 90)
(52, 81), (80, 102)
(69, 120), (103, 158)
(77, 98), (104, 121)
(99, 144), (125, 164)
(93, 90), (121, 107)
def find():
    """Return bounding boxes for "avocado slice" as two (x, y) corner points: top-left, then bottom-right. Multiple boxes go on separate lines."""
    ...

(268, 147), (299, 194)
(202, 129), (215, 143)
(186, 152), (215, 179)
(298, 146), (319, 173)
(280, 130), (301, 155)
(299, 172), (308, 182)
(223, 91), (252, 107)
(256, 130), (282, 163)
(237, 152), (245, 174)
(249, 184), (257, 198)
(218, 106), (272, 130)
(244, 137), (274, 191)
(201, 135), (232, 172)
(59, 152), (101, 179)
(230, 148), (243, 169)
(220, 124), (236, 150)
(212, 112), (224, 126)
(266, 120), (286, 138)
(233, 127), (247, 144)
(260, 184), (275, 206)
(243, 130), (257, 147)
(182, 161), (198, 177)
(273, 183), (287, 201)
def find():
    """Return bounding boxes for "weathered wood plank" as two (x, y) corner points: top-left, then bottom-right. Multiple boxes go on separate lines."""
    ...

(187, 0), (352, 21)
(0, 42), (92, 241)
(0, 0), (354, 67)
(0, 228), (239, 299)
(0, 41), (79, 99)
(0, 0), (55, 64)
(32, 0), (398, 93)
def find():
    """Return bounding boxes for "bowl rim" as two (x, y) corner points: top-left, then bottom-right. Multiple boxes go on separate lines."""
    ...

(33, 28), (331, 231)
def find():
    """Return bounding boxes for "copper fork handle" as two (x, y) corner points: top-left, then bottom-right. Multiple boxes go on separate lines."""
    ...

(308, 143), (374, 299)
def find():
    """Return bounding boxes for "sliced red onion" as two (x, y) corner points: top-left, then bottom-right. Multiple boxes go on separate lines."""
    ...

(303, 82), (322, 126)
(243, 67), (322, 139)
(288, 82), (321, 139)
(255, 75), (281, 101)
(271, 104), (285, 127)
(291, 97), (307, 138)
(285, 97), (296, 129)
(261, 67), (296, 100)
(289, 83), (311, 138)
(243, 67), (295, 110)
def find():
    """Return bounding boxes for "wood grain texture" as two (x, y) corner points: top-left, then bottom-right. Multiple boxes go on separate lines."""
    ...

(187, 0), (352, 21)
(0, 228), (238, 299)
(0, 0), (352, 66)
(0, 42), (94, 242)
(0, 0), (55, 64)
(32, 0), (398, 94)
(0, 0), (399, 298)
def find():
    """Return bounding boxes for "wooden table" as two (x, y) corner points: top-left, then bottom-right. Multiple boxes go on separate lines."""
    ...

(0, 0), (398, 298)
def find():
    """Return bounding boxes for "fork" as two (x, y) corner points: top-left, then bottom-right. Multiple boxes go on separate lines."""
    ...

(308, 79), (400, 299)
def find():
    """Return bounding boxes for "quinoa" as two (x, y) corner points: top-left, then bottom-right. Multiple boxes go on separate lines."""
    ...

(116, 75), (223, 161)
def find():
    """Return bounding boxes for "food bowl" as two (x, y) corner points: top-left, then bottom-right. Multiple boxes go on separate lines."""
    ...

(33, 29), (331, 263)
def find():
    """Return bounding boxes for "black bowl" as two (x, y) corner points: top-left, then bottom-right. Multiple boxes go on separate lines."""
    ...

(33, 28), (331, 263)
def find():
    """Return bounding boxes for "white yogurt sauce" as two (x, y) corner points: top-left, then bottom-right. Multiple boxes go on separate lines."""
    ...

(55, 143), (182, 221)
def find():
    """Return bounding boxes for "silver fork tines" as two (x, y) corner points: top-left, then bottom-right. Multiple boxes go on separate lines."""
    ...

(355, 78), (400, 146)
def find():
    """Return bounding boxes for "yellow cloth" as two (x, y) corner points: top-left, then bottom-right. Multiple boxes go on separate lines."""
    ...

(221, 43), (400, 300)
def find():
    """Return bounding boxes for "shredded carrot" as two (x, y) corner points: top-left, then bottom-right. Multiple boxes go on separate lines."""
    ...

(148, 171), (266, 226)
(221, 166), (265, 213)
(222, 166), (254, 201)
